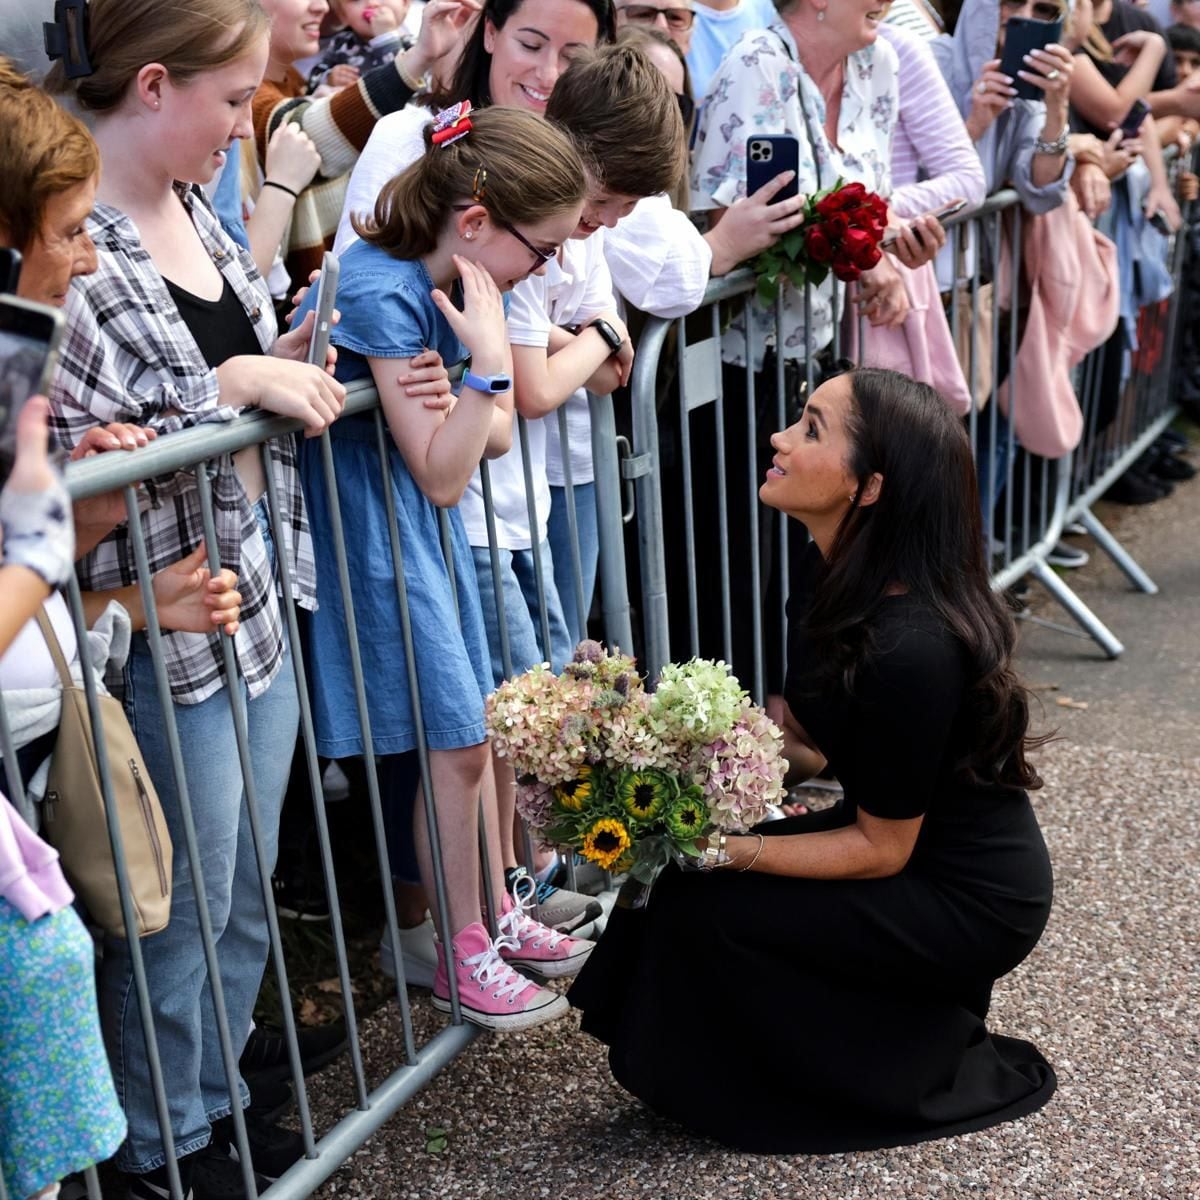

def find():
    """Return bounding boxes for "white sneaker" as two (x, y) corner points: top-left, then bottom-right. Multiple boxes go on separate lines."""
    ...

(378, 913), (438, 988)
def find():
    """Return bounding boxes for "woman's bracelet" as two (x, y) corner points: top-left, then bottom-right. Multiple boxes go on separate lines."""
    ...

(738, 834), (766, 873)
(262, 179), (300, 200)
(1034, 128), (1069, 157)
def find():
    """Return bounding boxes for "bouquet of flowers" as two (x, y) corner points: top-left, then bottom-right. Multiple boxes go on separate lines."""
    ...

(485, 641), (786, 903)
(750, 179), (889, 305)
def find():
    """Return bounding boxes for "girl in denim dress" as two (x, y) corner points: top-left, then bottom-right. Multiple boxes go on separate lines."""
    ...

(297, 104), (598, 1030)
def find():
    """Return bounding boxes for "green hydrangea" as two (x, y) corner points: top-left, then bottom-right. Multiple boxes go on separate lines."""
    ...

(650, 658), (748, 745)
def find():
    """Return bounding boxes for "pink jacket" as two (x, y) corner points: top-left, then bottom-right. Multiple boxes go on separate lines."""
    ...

(0, 794), (74, 921)
(997, 193), (1120, 458)
(848, 258), (973, 415)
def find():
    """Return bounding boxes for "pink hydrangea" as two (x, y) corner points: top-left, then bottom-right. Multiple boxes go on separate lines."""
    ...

(690, 703), (786, 831)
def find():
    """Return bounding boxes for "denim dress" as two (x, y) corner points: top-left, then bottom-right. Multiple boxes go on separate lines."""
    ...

(295, 244), (493, 757)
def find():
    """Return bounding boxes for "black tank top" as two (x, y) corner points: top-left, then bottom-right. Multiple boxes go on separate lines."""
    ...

(164, 275), (261, 369)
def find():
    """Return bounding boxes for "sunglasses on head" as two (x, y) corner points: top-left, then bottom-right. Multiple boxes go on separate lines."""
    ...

(1000, 0), (1063, 21)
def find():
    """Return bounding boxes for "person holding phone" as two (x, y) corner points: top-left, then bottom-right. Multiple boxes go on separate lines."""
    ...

(933, 0), (1075, 203)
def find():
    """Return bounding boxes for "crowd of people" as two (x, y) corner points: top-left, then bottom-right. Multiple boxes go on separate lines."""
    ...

(0, 0), (1196, 1197)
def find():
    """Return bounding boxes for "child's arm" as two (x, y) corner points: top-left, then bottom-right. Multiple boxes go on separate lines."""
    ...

(371, 257), (512, 508)
(511, 315), (630, 418)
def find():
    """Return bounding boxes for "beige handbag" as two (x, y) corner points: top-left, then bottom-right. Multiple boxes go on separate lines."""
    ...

(35, 608), (173, 938)
(952, 234), (995, 409)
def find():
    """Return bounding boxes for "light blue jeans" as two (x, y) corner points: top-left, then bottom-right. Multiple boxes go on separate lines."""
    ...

(102, 504), (299, 1174)
(470, 539), (572, 687)
(547, 482), (598, 649)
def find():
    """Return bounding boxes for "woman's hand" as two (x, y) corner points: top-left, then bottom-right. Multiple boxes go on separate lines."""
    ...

(153, 544), (242, 636)
(966, 58), (1016, 142)
(264, 122), (323, 196)
(856, 256), (910, 329)
(431, 255), (508, 376)
(705, 171), (808, 275)
(1110, 28), (1166, 71)
(401, 0), (482, 79)
(1144, 182), (1183, 232)
(1178, 169), (1200, 205)
(1018, 43), (1074, 133)
(1090, 128), (1137, 178)
(68, 423), (158, 555)
(1072, 161), (1113, 220)
(398, 349), (456, 413)
(0, 396), (74, 587)
(216, 356), (346, 437)
(883, 212), (946, 271)
(273, 307), (340, 376)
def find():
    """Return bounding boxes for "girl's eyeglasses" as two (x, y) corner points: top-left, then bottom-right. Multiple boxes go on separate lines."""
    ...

(453, 204), (556, 267)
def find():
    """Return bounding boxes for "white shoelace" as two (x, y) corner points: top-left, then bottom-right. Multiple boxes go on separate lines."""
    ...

(500, 873), (568, 951)
(460, 931), (532, 1003)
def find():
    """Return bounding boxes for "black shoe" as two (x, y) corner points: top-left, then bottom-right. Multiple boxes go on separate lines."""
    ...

(247, 1073), (294, 1125)
(1156, 429), (1189, 451)
(240, 1021), (347, 1085)
(125, 1154), (196, 1200)
(191, 1141), (273, 1199)
(1047, 540), (1089, 569)
(210, 1112), (304, 1183)
(1104, 471), (1171, 505)
(271, 872), (330, 922)
(1148, 450), (1197, 481)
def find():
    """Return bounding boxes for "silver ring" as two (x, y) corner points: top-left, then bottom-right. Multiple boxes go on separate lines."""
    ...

(977, 80), (988, 95)
(1046, 68), (1061, 80)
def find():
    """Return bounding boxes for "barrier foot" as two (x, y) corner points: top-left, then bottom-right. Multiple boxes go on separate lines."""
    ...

(1078, 506), (1159, 595)
(1028, 560), (1124, 659)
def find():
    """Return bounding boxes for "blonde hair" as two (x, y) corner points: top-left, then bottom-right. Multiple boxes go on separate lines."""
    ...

(0, 58), (100, 249)
(45, 0), (270, 111)
(355, 106), (585, 259)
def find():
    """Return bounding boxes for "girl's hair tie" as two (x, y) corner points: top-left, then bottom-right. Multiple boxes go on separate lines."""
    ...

(432, 100), (474, 147)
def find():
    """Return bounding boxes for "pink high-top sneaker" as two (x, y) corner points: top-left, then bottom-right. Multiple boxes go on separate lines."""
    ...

(431, 921), (568, 1032)
(496, 873), (595, 980)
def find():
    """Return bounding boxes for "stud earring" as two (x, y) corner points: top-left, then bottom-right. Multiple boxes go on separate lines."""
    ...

(465, 232), (473, 240)
(817, 9), (826, 20)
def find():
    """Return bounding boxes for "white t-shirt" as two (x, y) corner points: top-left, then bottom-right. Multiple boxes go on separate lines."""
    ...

(459, 235), (615, 546)
(333, 103), (432, 256)
(0, 593), (77, 692)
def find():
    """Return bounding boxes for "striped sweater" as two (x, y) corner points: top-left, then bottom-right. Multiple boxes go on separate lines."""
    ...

(252, 63), (416, 291)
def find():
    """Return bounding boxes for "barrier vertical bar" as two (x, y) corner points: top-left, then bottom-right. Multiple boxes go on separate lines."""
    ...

(712, 304), (733, 665)
(744, 294), (765, 705)
(554, 404), (589, 643)
(590, 390), (635, 654)
(259, 443), (369, 1110)
(677, 316), (701, 659)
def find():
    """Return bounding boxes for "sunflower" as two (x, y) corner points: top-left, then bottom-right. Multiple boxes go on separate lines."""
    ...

(554, 765), (594, 812)
(617, 769), (671, 823)
(581, 817), (632, 871)
(665, 790), (709, 842)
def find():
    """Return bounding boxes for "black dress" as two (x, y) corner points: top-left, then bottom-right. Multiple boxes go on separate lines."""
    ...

(568, 548), (1056, 1153)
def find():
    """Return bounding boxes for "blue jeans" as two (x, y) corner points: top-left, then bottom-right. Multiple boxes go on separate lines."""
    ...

(102, 504), (299, 1173)
(546, 482), (598, 649)
(470, 539), (572, 687)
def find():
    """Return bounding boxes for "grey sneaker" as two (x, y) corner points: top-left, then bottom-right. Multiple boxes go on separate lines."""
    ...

(378, 913), (439, 988)
(504, 866), (602, 936)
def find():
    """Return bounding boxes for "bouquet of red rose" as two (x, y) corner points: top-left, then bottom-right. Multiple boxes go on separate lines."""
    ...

(750, 179), (889, 305)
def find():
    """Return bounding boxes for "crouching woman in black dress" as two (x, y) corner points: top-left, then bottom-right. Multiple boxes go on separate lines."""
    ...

(569, 367), (1056, 1153)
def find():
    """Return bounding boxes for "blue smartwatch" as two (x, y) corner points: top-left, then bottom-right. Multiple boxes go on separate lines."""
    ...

(462, 369), (512, 395)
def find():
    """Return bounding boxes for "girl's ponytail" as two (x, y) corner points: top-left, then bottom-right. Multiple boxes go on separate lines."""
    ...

(354, 105), (585, 260)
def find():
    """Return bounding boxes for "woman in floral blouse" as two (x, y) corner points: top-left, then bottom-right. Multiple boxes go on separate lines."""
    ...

(686, 0), (921, 700)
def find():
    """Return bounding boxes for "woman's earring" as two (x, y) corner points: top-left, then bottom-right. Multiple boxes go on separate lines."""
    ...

(465, 232), (473, 240)
(817, 8), (826, 20)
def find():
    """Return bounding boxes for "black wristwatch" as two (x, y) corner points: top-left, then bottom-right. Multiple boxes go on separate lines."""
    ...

(586, 317), (624, 355)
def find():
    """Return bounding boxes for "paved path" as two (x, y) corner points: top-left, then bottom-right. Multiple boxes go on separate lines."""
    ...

(303, 450), (1199, 1200)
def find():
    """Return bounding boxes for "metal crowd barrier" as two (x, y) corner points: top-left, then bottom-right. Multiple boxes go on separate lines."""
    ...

(0, 380), (629, 1200)
(626, 183), (1191, 684)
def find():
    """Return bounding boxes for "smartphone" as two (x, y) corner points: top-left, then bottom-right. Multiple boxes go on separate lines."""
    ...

(880, 199), (970, 248)
(999, 16), (1064, 102)
(1119, 98), (1152, 139)
(0, 248), (21, 295)
(1149, 210), (1172, 236)
(305, 251), (340, 368)
(746, 135), (801, 203)
(0, 296), (66, 487)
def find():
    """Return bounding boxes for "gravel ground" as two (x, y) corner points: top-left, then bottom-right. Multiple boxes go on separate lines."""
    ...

(293, 738), (1200, 1200)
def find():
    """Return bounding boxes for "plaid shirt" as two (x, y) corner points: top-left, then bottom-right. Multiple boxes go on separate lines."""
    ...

(49, 184), (318, 705)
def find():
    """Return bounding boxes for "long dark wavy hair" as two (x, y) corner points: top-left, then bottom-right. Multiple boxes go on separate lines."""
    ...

(802, 368), (1046, 791)
(430, 0), (616, 108)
